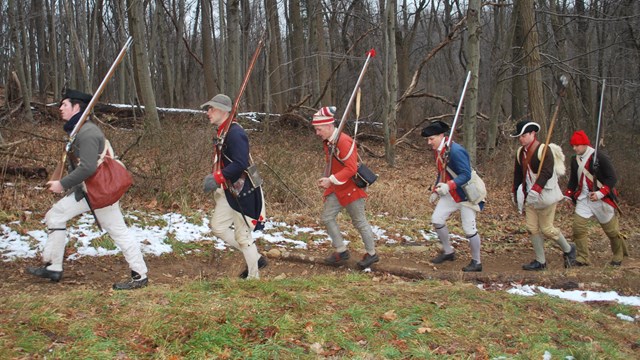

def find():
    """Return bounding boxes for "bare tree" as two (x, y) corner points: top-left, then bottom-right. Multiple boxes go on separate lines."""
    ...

(383, 0), (398, 166)
(128, 0), (160, 130)
(463, 0), (481, 166)
(7, 0), (34, 122)
(202, 0), (218, 98)
(519, 0), (546, 127)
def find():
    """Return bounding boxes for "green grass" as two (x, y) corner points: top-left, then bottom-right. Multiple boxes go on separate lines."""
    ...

(1, 274), (638, 359)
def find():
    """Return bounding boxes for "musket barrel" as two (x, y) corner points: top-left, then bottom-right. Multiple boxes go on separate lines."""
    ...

(332, 49), (376, 142)
(594, 78), (606, 163)
(69, 37), (133, 140)
(446, 71), (472, 147)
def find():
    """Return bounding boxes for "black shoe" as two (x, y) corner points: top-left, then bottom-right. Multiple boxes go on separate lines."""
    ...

(462, 260), (482, 272)
(609, 261), (622, 267)
(324, 250), (350, 265)
(563, 244), (577, 268)
(357, 253), (380, 269)
(113, 271), (148, 290)
(522, 260), (546, 271)
(431, 251), (455, 264)
(239, 255), (269, 279)
(27, 266), (63, 282)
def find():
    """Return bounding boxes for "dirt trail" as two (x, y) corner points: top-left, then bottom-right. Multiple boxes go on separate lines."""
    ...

(2, 235), (638, 296)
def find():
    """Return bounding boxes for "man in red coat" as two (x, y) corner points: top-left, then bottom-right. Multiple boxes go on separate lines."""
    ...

(313, 106), (379, 269)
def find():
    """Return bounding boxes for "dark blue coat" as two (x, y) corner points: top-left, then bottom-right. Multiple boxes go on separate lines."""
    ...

(220, 123), (265, 231)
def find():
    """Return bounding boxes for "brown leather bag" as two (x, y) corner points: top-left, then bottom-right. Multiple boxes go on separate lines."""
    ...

(84, 140), (133, 209)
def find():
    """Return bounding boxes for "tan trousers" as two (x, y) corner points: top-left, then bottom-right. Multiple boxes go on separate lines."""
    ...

(210, 188), (260, 279)
(572, 213), (628, 264)
(525, 203), (570, 263)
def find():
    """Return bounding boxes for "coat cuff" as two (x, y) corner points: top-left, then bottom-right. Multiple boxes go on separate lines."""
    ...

(214, 170), (226, 185)
(531, 184), (543, 193)
(446, 179), (457, 190)
(599, 185), (610, 196)
(329, 175), (346, 185)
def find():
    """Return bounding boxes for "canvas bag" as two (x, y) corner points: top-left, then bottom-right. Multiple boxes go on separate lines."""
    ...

(84, 140), (133, 209)
(516, 143), (565, 210)
(446, 167), (487, 205)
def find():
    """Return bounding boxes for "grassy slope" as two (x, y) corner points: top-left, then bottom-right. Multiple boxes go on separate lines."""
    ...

(1, 274), (638, 359)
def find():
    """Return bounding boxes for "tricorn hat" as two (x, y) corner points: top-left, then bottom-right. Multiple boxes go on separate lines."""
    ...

(510, 119), (540, 137)
(200, 94), (232, 112)
(421, 120), (450, 137)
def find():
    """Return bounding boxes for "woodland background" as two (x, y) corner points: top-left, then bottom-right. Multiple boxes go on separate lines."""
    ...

(1, 0), (639, 202)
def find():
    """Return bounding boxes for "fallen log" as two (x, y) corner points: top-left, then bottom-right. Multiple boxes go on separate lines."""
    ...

(2, 165), (48, 179)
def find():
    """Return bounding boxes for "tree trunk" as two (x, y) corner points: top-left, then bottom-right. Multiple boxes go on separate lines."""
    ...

(226, 0), (241, 96)
(8, 0), (34, 122)
(486, 0), (513, 154)
(519, 0), (545, 128)
(463, 0), (480, 166)
(127, 0), (160, 131)
(383, 0), (398, 166)
(575, 0), (593, 130)
(64, 0), (90, 92)
(308, 0), (332, 105)
(511, 0), (526, 121)
(265, 0), (286, 111)
(201, 0), (218, 98)
(289, 0), (305, 102)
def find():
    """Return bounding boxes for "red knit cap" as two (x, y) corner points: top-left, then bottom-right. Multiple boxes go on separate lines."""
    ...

(312, 106), (337, 126)
(570, 130), (591, 146)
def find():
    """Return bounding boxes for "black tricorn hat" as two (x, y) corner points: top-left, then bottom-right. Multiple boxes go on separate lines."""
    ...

(62, 89), (92, 104)
(510, 119), (540, 137)
(421, 120), (450, 137)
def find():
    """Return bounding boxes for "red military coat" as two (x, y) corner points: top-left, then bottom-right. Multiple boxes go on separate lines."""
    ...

(323, 132), (367, 206)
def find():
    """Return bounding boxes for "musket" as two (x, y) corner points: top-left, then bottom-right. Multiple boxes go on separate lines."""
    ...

(591, 79), (622, 214)
(213, 30), (267, 175)
(50, 36), (134, 182)
(439, 71), (471, 180)
(325, 48), (376, 177)
(536, 74), (569, 175)
(592, 78), (606, 191)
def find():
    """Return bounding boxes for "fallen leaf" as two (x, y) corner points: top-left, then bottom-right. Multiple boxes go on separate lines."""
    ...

(381, 310), (397, 321)
(417, 327), (431, 334)
(309, 342), (324, 354)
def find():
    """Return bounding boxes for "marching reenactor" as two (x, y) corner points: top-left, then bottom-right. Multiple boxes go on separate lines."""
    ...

(422, 121), (484, 272)
(313, 106), (380, 269)
(27, 89), (149, 290)
(202, 94), (267, 279)
(564, 130), (628, 266)
(511, 119), (576, 270)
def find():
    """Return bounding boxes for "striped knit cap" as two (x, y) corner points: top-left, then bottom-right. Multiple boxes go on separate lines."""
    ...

(312, 106), (337, 126)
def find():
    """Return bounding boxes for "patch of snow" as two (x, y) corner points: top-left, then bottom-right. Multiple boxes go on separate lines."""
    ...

(616, 313), (635, 322)
(508, 284), (640, 307)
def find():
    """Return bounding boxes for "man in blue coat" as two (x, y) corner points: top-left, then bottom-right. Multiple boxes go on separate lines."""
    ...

(422, 121), (483, 272)
(202, 94), (267, 279)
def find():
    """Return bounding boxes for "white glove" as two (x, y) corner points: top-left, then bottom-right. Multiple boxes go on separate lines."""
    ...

(592, 191), (605, 200)
(526, 190), (541, 207)
(435, 182), (450, 196)
(429, 192), (439, 204)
